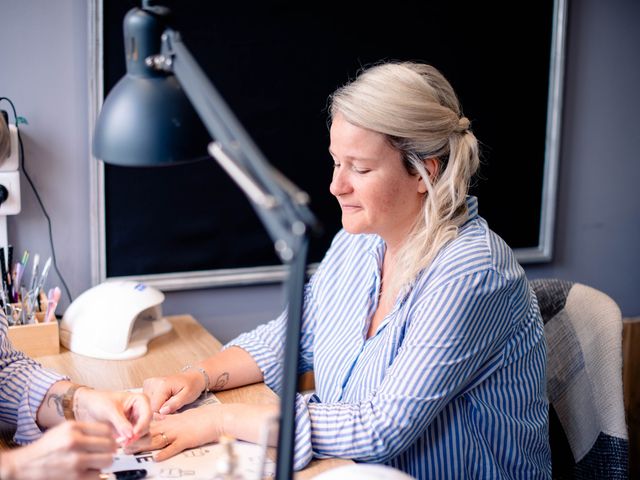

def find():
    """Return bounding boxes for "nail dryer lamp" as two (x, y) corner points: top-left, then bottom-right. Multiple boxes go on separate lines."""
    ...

(60, 280), (171, 360)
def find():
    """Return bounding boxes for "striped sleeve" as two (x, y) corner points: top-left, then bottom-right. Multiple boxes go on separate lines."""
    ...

(224, 283), (319, 395)
(302, 269), (514, 462)
(0, 314), (67, 444)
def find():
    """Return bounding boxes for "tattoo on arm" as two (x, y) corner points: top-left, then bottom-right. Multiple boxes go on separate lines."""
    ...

(46, 385), (82, 420)
(46, 393), (65, 418)
(212, 373), (229, 391)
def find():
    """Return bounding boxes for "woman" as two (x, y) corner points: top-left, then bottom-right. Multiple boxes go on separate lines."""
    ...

(0, 314), (152, 480)
(135, 62), (551, 478)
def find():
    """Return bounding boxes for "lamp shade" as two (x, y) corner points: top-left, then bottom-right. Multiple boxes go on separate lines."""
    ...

(92, 6), (208, 166)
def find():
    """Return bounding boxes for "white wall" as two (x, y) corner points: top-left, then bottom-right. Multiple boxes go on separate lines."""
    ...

(0, 0), (638, 345)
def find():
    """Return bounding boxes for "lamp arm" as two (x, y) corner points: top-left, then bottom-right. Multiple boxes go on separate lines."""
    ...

(155, 29), (318, 255)
(208, 142), (278, 209)
(152, 27), (317, 480)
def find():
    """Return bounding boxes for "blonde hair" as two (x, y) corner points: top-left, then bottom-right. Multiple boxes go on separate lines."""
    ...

(0, 114), (11, 160)
(329, 61), (480, 295)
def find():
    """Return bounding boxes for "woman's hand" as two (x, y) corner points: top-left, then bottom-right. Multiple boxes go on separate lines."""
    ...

(125, 405), (224, 461)
(143, 348), (264, 415)
(74, 388), (152, 446)
(143, 370), (204, 415)
(0, 421), (117, 480)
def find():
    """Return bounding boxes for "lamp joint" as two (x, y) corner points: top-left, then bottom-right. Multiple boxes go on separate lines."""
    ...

(145, 54), (173, 72)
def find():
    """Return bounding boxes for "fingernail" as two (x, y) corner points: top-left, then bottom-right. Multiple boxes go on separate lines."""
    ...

(159, 405), (170, 415)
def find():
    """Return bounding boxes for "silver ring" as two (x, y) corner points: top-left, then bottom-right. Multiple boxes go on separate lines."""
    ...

(159, 431), (169, 447)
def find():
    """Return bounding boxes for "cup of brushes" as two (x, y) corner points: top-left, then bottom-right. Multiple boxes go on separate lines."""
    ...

(6, 286), (61, 357)
(1, 248), (61, 357)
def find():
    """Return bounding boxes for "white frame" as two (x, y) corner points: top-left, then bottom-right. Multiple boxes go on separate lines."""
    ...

(88, 0), (568, 290)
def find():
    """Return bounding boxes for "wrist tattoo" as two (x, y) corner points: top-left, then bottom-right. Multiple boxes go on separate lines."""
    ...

(212, 372), (229, 391)
(46, 384), (84, 420)
(47, 393), (65, 418)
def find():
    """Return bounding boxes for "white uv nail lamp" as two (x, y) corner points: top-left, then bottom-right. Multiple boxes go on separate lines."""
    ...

(60, 280), (172, 360)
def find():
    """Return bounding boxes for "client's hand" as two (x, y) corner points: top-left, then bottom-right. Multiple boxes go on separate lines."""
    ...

(74, 388), (152, 445)
(125, 406), (224, 461)
(0, 421), (117, 480)
(143, 370), (204, 415)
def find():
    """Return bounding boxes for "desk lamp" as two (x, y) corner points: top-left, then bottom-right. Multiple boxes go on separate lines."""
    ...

(93, 3), (319, 479)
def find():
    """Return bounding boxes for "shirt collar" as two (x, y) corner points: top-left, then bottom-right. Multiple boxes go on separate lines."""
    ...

(366, 235), (386, 267)
(393, 195), (480, 299)
(465, 195), (479, 222)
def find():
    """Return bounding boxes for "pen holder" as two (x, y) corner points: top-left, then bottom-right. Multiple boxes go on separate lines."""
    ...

(6, 304), (60, 357)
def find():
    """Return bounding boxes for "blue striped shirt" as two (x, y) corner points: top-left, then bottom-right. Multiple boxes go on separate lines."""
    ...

(227, 196), (551, 478)
(0, 313), (66, 444)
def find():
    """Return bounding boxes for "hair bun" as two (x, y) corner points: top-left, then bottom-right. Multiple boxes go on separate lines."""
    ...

(457, 116), (470, 132)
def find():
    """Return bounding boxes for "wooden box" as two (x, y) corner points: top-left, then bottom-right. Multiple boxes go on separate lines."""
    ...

(7, 317), (60, 357)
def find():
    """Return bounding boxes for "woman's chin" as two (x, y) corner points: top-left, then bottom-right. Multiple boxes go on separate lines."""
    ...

(341, 222), (369, 235)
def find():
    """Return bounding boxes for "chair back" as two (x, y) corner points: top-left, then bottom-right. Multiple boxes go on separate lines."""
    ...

(531, 278), (628, 479)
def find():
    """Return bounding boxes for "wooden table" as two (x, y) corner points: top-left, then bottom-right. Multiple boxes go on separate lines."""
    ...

(1, 315), (350, 478)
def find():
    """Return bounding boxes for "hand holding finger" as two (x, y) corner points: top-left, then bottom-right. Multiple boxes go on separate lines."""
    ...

(158, 387), (198, 415)
(143, 376), (173, 413)
(143, 375), (199, 414)
(121, 392), (153, 440)
(75, 389), (153, 445)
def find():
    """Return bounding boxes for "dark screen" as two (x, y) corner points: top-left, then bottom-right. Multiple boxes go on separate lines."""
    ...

(103, 0), (553, 277)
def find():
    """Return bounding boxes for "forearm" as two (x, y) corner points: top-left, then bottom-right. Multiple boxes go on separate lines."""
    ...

(0, 337), (66, 442)
(220, 396), (313, 471)
(35, 381), (90, 429)
(221, 402), (279, 445)
(196, 346), (263, 392)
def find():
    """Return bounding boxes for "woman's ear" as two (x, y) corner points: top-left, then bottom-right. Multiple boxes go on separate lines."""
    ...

(425, 157), (439, 180)
(417, 157), (439, 194)
(417, 176), (428, 194)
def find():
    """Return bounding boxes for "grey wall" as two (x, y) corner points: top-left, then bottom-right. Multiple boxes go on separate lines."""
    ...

(0, 0), (638, 345)
(524, 0), (640, 316)
(0, 1), (91, 307)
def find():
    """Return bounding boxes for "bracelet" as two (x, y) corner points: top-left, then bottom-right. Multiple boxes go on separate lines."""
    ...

(62, 384), (87, 420)
(181, 365), (210, 395)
